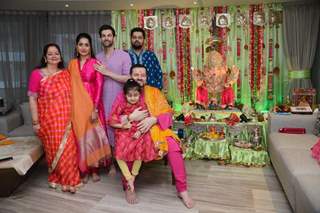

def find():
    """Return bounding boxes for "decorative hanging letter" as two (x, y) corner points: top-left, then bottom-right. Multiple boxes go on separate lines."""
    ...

(253, 11), (265, 26)
(179, 14), (192, 28)
(144, 16), (158, 30)
(216, 13), (231, 28)
(162, 15), (175, 29)
(269, 10), (283, 25)
(199, 14), (210, 28)
(236, 11), (247, 27)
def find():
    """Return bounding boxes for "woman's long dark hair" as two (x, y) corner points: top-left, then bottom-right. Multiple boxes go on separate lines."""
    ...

(74, 33), (95, 58)
(37, 43), (65, 69)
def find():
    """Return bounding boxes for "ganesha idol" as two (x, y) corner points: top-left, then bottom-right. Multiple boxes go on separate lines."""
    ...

(194, 50), (239, 109)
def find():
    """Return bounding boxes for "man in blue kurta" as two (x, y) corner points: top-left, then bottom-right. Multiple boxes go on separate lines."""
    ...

(128, 27), (163, 90)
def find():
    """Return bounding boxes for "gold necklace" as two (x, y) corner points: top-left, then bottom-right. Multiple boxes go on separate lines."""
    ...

(43, 67), (59, 76)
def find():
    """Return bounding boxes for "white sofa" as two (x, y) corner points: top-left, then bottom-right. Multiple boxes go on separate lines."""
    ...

(268, 113), (320, 213)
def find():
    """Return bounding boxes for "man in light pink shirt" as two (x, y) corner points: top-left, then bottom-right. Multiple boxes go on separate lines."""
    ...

(94, 25), (131, 175)
(95, 25), (131, 148)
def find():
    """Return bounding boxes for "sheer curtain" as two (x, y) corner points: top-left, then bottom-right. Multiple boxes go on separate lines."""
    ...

(0, 11), (47, 111)
(283, 2), (320, 91)
(0, 10), (111, 112)
(312, 23), (320, 103)
(48, 11), (111, 62)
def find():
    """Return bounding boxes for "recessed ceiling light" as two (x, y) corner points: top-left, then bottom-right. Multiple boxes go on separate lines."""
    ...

(193, 1), (197, 4)
(130, 3), (134, 7)
(65, 3), (69, 8)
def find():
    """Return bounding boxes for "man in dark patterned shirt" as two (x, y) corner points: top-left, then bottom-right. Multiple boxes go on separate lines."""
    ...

(128, 27), (163, 90)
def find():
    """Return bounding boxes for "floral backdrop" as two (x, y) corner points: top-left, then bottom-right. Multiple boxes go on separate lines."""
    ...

(112, 3), (288, 111)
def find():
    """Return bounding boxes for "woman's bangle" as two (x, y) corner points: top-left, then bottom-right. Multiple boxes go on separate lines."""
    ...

(32, 120), (39, 125)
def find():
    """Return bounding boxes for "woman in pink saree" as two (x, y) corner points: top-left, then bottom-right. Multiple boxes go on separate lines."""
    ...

(69, 33), (111, 183)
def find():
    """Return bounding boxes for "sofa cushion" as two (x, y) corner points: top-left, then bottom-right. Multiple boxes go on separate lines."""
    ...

(269, 143), (296, 209)
(8, 125), (34, 137)
(269, 144), (320, 210)
(269, 133), (318, 151)
(0, 110), (22, 133)
(280, 149), (320, 176)
(19, 102), (32, 125)
(295, 175), (320, 213)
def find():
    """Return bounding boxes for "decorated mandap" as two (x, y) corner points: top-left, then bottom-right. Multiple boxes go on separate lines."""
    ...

(112, 4), (287, 112)
(111, 3), (317, 166)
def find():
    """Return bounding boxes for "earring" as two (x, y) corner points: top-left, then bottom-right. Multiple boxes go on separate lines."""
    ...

(44, 57), (47, 63)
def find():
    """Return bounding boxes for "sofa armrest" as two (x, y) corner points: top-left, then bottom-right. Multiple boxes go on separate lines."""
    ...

(269, 113), (317, 134)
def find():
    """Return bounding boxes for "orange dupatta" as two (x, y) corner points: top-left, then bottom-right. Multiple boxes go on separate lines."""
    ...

(144, 85), (180, 156)
(68, 59), (111, 172)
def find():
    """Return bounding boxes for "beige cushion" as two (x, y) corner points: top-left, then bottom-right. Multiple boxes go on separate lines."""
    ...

(269, 133), (318, 151)
(269, 145), (296, 209)
(269, 145), (320, 210)
(279, 149), (320, 176)
(19, 102), (31, 125)
(0, 110), (22, 133)
(8, 125), (34, 137)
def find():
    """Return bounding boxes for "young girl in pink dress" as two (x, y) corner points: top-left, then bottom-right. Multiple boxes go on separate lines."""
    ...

(109, 79), (157, 193)
(311, 139), (320, 163)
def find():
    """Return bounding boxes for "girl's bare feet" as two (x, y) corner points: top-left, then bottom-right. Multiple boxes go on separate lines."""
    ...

(178, 191), (195, 209)
(125, 189), (138, 204)
(127, 175), (136, 192)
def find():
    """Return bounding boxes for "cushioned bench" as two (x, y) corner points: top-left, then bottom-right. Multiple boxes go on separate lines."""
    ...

(268, 113), (320, 213)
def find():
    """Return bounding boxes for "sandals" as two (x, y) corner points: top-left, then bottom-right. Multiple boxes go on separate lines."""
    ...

(69, 186), (76, 194)
(82, 175), (89, 184)
(92, 173), (101, 182)
(61, 185), (77, 194)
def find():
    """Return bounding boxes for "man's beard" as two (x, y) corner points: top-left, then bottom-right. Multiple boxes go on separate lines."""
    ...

(131, 42), (143, 50)
(102, 40), (113, 48)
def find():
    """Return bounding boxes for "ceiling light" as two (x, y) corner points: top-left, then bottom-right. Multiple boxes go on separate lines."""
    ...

(130, 3), (134, 7)
(193, 1), (198, 5)
(65, 4), (69, 8)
